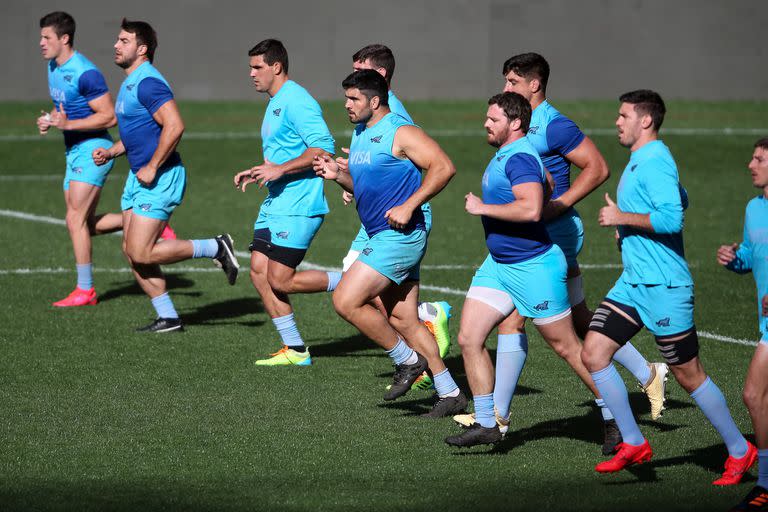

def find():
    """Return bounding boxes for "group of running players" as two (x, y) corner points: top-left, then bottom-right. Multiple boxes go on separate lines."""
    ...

(36, 10), (768, 511)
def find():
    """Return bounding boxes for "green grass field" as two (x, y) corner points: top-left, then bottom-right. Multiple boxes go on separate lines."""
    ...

(1, 99), (766, 511)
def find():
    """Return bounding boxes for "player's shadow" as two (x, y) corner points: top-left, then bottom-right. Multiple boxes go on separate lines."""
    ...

(181, 297), (265, 326)
(379, 385), (543, 417)
(308, 334), (387, 358)
(99, 275), (201, 302)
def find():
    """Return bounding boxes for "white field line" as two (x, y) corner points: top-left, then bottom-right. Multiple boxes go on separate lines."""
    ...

(1, 127), (766, 143)
(0, 208), (755, 348)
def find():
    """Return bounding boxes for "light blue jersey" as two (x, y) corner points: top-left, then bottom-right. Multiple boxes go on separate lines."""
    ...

(349, 112), (425, 237)
(481, 137), (551, 264)
(47, 51), (112, 149)
(260, 80), (335, 216)
(115, 61), (180, 172)
(527, 100), (585, 200)
(616, 140), (693, 286)
(388, 90), (413, 123)
(726, 195), (768, 339)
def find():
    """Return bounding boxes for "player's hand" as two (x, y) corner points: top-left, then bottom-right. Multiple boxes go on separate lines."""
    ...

(249, 160), (284, 188)
(716, 243), (739, 266)
(342, 191), (354, 205)
(233, 168), (258, 192)
(92, 147), (113, 166)
(762, 294), (768, 317)
(464, 192), (485, 216)
(49, 103), (70, 131)
(313, 154), (340, 180)
(385, 204), (414, 229)
(37, 110), (53, 135)
(542, 198), (567, 221)
(136, 165), (158, 187)
(598, 193), (622, 226)
(335, 147), (350, 173)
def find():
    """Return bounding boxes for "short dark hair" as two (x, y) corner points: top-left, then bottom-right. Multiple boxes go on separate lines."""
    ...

(619, 89), (667, 131)
(121, 18), (158, 63)
(488, 92), (531, 133)
(754, 137), (768, 151)
(248, 39), (289, 74)
(502, 53), (550, 93)
(40, 11), (75, 46)
(342, 70), (389, 106)
(352, 44), (395, 85)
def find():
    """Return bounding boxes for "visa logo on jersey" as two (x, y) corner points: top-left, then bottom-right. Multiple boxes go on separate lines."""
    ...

(50, 88), (66, 104)
(349, 151), (371, 165)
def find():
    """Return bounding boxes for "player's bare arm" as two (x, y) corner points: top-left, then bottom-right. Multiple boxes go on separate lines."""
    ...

(137, 99), (185, 186)
(247, 147), (332, 188)
(545, 137), (609, 219)
(386, 125), (455, 228)
(716, 243), (740, 266)
(92, 139), (126, 165)
(465, 181), (544, 222)
(313, 154), (354, 193)
(46, 95), (117, 132)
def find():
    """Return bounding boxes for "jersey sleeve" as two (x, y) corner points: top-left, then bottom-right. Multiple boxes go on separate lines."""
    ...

(286, 96), (336, 154)
(641, 161), (684, 234)
(505, 153), (544, 187)
(727, 208), (753, 274)
(78, 69), (109, 101)
(137, 77), (174, 114)
(546, 116), (585, 156)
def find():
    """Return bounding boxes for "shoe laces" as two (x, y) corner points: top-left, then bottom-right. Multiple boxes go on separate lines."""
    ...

(269, 346), (290, 357)
(424, 321), (436, 337)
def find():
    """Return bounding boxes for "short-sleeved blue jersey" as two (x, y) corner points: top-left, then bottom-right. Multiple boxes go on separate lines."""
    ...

(348, 112), (425, 237)
(616, 140), (693, 286)
(726, 195), (768, 322)
(481, 137), (552, 264)
(115, 62), (179, 172)
(47, 51), (111, 148)
(527, 100), (585, 200)
(260, 80), (335, 216)
(388, 91), (413, 124)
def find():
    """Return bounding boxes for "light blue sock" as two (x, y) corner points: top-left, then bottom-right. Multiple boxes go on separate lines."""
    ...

(76, 263), (93, 290)
(272, 313), (304, 348)
(191, 239), (219, 259)
(151, 292), (178, 319)
(386, 338), (416, 365)
(591, 364), (644, 446)
(493, 334), (527, 418)
(326, 271), (342, 292)
(613, 342), (651, 384)
(758, 449), (768, 489)
(690, 377), (748, 458)
(474, 393), (496, 428)
(433, 368), (459, 398)
(595, 398), (615, 421)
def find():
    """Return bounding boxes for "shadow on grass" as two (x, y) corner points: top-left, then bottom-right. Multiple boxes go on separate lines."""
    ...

(308, 333), (385, 358)
(100, 275), (201, 302)
(182, 297), (265, 326)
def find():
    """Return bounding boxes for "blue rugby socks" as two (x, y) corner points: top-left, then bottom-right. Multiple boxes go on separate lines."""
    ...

(613, 342), (652, 384)
(273, 313), (306, 352)
(758, 449), (768, 489)
(690, 377), (748, 458)
(76, 263), (93, 290)
(386, 338), (417, 365)
(433, 368), (460, 398)
(473, 393), (496, 428)
(326, 271), (342, 292)
(151, 292), (179, 319)
(191, 239), (219, 259)
(591, 364), (644, 446)
(493, 333), (528, 418)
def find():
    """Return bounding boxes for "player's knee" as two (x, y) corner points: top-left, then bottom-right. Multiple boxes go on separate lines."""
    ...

(580, 337), (606, 371)
(125, 245), (151, 265)
(65, 208), (87, 230)
(456, 329), (481, 353)
(267, 272), (291, 295)
(549, 338), (578, 361)
(743, 381), (768, 413)
(331, 290), (355, 321)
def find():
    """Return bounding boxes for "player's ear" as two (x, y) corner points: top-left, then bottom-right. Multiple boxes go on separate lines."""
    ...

(137, 44), (147, 58)
(60, 33), (70, 47)
(370, 94), (380, 110)
(529, 78), (541, 94)
(273, 61), (284, 76)
(641, 113), (654, 130)
(511, 117), (522, 132)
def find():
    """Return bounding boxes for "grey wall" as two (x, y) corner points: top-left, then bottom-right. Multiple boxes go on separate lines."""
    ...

(4, 0), (767, 101)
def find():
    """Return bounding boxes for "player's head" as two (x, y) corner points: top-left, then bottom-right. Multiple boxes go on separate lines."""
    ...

(502, 53), (550, 100)
(616, 89), (666, 148)
(485, 92), (531, 148)
(342, 70), (389, 124)
(39, 11), (75, 60)
(115, 18), (157, 68)
(749, 137), (768, 189)
(248, 39), (289, 93)
(352, 44), (395, 86)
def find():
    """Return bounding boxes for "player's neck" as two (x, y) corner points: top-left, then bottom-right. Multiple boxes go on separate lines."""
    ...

(124, 57), (149, 76)
(630, 132), (658, 152)
(268, 74), (289, 98)
(366, 107), (391, 128)
(529, 94), (545, 110)
(55, 46), (75, 66)
(499, 130), (525, 149)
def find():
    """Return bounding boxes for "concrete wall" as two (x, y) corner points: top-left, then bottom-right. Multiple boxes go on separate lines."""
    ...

(4, 0), (767, 101)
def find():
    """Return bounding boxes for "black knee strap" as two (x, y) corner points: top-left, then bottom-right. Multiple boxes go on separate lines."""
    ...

(656, 327), (699, 366)
(588, 298), (643, 346)
(249, 229), (307, 269)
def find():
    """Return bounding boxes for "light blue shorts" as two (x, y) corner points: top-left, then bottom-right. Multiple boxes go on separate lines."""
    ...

(253, 210), (324, 250)
(121, 163), (186, 221)
(468, 245), (571, 321)
(760, 312), (767, 343)
(606, 280), (695, 336)
(357, 228), (427, 284)
(545, 207), (584, 269)
(63, 138), (114, 191)
(349, 203), (432, 253)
